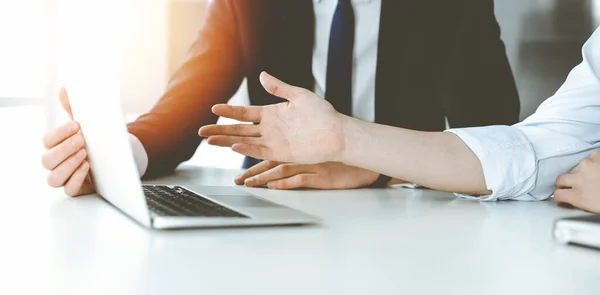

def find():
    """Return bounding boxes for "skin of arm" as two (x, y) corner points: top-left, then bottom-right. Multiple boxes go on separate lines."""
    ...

(340, 116), (490, 195)
(199, 72), (491, 195)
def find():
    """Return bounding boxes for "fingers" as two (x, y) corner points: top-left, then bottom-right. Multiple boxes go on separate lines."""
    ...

(47, 149), (87, 188)
(553, 188), (569, 203)
(59, 87), (74, 119)
(245, 164), (312, 187)
(231, 143), (273, 161)
(554, 188), (582, 209)
(267, 174), (318, 190)
(591, 149), (600, 160)
(63, 161), (91, 197)
(43, 121), (80, 149)
(199, 124), (260, 138)
(259, 71), (303, 101)
(235, 161), (280, 185)
(206, 135), (263, 147)
(211, 104), (263, 122)
(555, 174), (578, 189)
(554, 155), (600, 213)
(42, 133), (86, 170)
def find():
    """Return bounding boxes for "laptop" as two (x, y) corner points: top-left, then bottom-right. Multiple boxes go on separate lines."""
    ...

(64, 85), (319, 229)
(553, 214), (600, 249)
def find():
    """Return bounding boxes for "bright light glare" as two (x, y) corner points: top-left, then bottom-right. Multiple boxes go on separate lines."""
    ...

(56, 0), (138, 105)
(0, 0), (47, 98)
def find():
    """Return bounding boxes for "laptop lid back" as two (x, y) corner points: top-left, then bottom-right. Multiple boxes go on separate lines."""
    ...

(65, 82), (151, 227)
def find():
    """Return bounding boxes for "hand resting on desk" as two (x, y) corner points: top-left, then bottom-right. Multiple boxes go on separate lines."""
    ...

(236, 161), (380, 190)
(555, 150), (600, 213)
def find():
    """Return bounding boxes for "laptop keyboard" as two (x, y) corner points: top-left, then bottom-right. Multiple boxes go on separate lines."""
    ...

(143, 185), (248, 218)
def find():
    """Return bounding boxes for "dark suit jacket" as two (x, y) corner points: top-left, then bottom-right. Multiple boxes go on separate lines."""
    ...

(128, 0), (520, 178)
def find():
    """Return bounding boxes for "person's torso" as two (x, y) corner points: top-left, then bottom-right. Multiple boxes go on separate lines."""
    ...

(231, 0), (514, 131)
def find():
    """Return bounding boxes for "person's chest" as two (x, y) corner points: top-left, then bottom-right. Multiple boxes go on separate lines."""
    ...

(312, 0), (382, 61)
(238, 0), (453, 124)
(311, 0), (382, 121)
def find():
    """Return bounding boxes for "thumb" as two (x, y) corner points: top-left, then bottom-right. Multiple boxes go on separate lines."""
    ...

(260, 71), (301, 101)
(59, 87), (74, 120)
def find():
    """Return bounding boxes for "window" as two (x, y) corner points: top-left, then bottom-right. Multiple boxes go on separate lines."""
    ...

(0, 0), (49, 106)
(1, 0), (242, 169)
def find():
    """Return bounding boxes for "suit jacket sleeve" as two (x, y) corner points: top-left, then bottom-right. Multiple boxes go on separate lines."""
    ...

(127, 0), (244, 178)
(443, 0), (521, 128)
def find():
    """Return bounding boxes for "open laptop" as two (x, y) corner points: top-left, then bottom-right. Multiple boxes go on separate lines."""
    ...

(554, 214), (600, 249)
(64, 85), (318, 230)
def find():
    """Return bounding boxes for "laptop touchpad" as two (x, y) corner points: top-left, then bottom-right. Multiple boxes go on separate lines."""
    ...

(210, 195), (279, 208)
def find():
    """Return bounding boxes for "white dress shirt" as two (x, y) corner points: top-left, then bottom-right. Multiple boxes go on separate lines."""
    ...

(313, 0), (381, 122)
(130, 0), (382, 176)
(447, 26), (600, 201)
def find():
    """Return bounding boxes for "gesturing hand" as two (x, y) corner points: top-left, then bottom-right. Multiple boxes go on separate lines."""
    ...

(554, 150), (600, 213)
(198, 72), (347, 164)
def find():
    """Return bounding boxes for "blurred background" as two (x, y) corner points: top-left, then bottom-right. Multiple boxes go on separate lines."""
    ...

(1, 0), (600, 170)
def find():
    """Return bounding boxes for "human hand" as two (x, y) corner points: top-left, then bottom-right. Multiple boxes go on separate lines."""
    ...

(41, 88), (95, 197)
(235, 161), (380, 190)
(554, 150), (600, 213)
(198, 72), (347, 164)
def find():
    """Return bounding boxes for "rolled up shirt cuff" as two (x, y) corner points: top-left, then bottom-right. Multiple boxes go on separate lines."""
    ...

(445, 126), (538, 201)
(128, 133), (148, 178)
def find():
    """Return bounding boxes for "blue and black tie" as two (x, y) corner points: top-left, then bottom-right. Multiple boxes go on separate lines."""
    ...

(326, 0), (355, 116)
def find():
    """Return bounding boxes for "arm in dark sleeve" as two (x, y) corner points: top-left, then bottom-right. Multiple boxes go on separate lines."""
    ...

(127, 0), (244, 178)
(444, 0), (521, 128)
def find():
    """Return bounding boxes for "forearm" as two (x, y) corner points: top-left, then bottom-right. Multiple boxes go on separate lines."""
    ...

(340, 116), (490, 195)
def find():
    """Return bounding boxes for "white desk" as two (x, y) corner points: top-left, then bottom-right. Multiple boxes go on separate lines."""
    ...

(2, 106), (600, 295)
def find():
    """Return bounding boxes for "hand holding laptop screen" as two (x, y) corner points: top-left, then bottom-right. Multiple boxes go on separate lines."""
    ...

(42, 89), (95, 197)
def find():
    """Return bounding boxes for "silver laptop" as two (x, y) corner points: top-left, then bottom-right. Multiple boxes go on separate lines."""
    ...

(65, 85), (318, 229)
(554, 215), (600, 250)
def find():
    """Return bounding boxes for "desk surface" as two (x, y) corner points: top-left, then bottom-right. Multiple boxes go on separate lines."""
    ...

(2, 106), (600, 295)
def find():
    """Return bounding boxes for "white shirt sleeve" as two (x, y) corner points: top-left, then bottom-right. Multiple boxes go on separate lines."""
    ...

(446, 26), (600, 201)
(128, 133), (148, 178)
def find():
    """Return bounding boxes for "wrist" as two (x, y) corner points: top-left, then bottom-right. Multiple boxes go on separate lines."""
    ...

(338, 115), (360, 164)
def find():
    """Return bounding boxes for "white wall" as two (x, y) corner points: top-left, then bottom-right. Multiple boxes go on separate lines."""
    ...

(47, 0), (170, 126)
(121, 0), (211, 114)
(121, 0), (170, 115)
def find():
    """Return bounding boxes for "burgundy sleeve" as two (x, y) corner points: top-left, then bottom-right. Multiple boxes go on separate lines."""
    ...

(127, 0), (245, 178)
